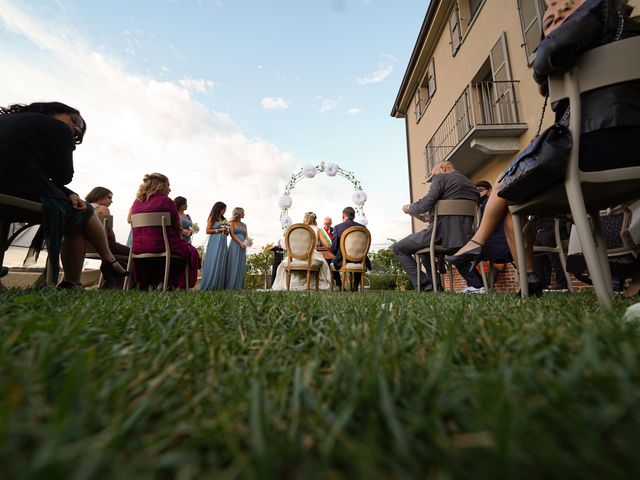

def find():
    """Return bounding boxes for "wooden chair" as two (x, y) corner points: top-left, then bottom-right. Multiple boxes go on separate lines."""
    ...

(332, 226), (371, 292)
(0, 193), (56, 286)
(509, 36), (640, 308)
(416, 199), (479, 292)
(85, 215), (113, 288)
(283, 223), (320, 291)
(123, 212), (189, 291)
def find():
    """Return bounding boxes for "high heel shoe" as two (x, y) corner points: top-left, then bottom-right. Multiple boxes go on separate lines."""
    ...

(100, 260), (131, 279)
(444, 240), (484, 272)
(57, 281), (83, 290)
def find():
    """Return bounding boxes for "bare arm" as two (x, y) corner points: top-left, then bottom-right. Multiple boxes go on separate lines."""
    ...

(229, 223), (245, 248)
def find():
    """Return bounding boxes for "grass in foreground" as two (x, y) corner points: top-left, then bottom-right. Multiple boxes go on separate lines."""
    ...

(1, 289), (640, 479)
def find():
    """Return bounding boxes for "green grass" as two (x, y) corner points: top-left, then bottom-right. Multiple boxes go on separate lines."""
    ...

(1, 289), (640, 479)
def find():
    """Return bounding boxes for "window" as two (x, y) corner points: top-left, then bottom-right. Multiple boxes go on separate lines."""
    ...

(469, 0), (483, 18)
(449, 4), (462, 55)
(517, 0), (546, 64)
(414, 59), (437, 123)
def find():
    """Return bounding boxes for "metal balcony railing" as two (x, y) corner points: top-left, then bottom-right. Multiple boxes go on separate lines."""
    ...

(425, 80), (522, 172)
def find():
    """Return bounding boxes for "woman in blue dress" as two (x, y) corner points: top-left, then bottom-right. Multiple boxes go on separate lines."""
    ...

(199, 201), (229, 290)
(225, 207), (247, 290)
(174, 196), (194, 243)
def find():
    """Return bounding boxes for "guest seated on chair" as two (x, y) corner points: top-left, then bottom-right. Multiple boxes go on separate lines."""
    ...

(393, 161), (479, 292)
(128, 173), (201, 290)
(331, 206), (371, 291)
(446, 0), (640, 296)
(85, 186), (130, 264)
(0, 102), (128, 288)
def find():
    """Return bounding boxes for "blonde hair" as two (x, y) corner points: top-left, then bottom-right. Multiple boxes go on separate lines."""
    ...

(136, 173), (169, 202)
(231, 207), (244, 222)
(303, 212), (317, 226)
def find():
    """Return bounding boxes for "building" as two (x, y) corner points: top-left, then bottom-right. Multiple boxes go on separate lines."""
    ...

(392, 0), (639, 233)
(391, 0), (639, 291)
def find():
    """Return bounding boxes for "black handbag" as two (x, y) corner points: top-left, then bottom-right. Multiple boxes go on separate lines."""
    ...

(497, 94), (572, 204)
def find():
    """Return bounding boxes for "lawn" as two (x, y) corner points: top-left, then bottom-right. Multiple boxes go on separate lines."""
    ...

(1, 289), (639, 479)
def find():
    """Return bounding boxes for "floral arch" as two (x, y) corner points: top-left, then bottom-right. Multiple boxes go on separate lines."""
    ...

(278, 162), (368, 231)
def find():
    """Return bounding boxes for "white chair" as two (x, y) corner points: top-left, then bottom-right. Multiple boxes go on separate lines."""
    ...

(332, 226), (371, 292)
(283, 223), (321, 290)
(123, 212), (189, 291)
(509, 36), (640, 308)
(416, 199), (479, 292)
(0, 193), (56, 286)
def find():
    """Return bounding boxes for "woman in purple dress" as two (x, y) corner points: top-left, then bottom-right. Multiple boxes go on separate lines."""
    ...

(129, 173), (201, 289)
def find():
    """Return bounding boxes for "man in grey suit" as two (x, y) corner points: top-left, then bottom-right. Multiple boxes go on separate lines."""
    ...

(393, 161), (479, 291)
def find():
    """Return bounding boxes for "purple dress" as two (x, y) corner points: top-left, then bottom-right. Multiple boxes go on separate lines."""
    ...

(130, 193), (201, 289)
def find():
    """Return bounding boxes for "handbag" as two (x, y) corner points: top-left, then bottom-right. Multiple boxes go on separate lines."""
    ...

(497, 98), (572, 204)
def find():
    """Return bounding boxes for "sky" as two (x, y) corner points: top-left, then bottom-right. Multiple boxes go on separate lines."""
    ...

(0, 0), (427, 251)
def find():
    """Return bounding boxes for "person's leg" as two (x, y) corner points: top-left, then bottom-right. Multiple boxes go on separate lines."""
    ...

(392, 229), (432, 290)
(503, 213), (536, 273)
(457, 261), (484, 289)
(60, 226), (86, 284)
(83, 214), (127, 273)
(452, 186), (509, 256)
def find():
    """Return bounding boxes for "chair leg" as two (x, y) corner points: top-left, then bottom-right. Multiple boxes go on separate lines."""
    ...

(448, 262), (454, 292)
(430, 253), (438, 293)
(163, 255), (170, 292)
(315, 271), (319, 291)
(569, 202), (612, 309)
(512, 213), (529, 298)
(479, 261), (489, 292)
(185, 263), (190, 290)
(361, 271), (365, 293)
(554, 218), (574, 292)
(590, 212), (614, 298)
(415, 254), (421, 292)
(306, 270), (311, 291)
(286, 270), (291, 291)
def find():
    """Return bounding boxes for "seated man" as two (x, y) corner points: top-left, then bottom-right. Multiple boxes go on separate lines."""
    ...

(331, 206), (371, 291)
(393, 161), (479, 291)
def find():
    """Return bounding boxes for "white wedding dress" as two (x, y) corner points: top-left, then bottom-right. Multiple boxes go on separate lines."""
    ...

(271, 226), (332, 291)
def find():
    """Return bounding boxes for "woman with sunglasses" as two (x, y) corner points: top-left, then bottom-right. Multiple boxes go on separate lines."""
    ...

(0, 101), (129, 288)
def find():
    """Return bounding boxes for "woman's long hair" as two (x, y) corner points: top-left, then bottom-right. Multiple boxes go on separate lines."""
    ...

(208, 201), (227, 223)
(85, 186), (112, 204)
(174, 196), (188, 212)
(303, 212), (317, 226)
(231, 207), (244, 222)
(0, 102), (87, 144)
(136, 173), (169, 202)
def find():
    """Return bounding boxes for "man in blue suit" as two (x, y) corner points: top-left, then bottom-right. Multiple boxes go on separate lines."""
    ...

(331, 206), (371, 291)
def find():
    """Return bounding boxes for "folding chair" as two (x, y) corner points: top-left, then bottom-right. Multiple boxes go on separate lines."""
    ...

(123, 212), (189, 291)
(510, 36), (640, 308)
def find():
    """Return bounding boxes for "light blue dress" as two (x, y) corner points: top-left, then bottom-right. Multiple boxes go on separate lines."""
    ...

(225, 223), (247, 290)
(179, 214), (194, 243)
(199, 221), (228, 291)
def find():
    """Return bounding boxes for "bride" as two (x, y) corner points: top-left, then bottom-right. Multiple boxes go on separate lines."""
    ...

(271, 212), (333, 291)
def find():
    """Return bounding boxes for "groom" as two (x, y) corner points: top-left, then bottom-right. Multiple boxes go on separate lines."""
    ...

(331, 206), (371, 291)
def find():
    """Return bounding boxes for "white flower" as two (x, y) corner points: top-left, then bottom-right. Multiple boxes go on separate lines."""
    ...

(244, 237), (254, 247)
(356, 215), (368, 226)
(191, 223), (200, 233)
(325, 162), (339, 177)
(352, 190), (367, 206)
(302, 164), (317, 178)
(282, 216), (292, 228)
(278, 195), (292, 209)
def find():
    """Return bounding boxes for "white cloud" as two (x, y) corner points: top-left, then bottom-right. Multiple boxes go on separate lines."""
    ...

(315, 96), (342, 113)
(178, 77), (216, 92)
(356, 54), (396, 85)
(347, 107), (362, 115)
(261, 96), (290, 110)
(0, 0), (297, 248)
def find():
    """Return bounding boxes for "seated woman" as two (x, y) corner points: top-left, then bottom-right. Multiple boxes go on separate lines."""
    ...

(174, 196), (196, 243)
(271, 211), (333, 291)
(0, 101), (129, 288)
(128, 173), (201, 290)
(447, 0), (640, 296)
(85, 186), (130, 263)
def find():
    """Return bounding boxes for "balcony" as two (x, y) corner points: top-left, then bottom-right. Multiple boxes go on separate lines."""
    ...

(425, 80), (528, 177)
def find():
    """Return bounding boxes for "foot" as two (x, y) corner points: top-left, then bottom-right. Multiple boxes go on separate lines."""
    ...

(452, 238), (484, 257)
(462, 286), (486, 294)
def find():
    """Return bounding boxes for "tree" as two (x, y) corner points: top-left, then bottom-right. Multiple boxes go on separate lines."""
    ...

(246, 244), (275, 289)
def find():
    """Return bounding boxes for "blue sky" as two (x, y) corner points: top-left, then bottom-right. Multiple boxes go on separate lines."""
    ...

(0, 0), (427, 248)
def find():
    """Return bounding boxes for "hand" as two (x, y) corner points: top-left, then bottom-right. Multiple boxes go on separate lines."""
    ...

(402, 204), (410, 214)
(69, 193), (87, 212)
(240, 241), (247, 249)
(183, 229), (192, 237)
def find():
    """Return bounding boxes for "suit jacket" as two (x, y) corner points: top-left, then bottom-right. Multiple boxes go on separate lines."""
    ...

(330, 218), (372, 270)
(408, 171), (479, 249)
(0, 112), (77, 201)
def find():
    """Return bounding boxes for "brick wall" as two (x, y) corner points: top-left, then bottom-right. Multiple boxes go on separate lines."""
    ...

(440, 262), (590, 292)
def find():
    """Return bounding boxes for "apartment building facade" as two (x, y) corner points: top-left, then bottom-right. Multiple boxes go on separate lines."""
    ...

(392, 0), (639, 235)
